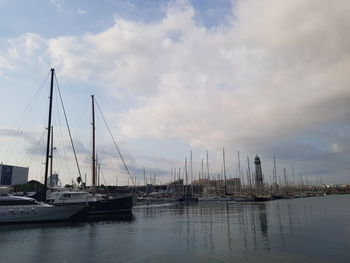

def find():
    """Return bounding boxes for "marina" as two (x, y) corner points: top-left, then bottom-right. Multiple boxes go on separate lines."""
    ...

(0, 195), (349, 263)
(0, 0), (349, 262)
(1, 68), (325, 224)
(0, 68), (342, 226)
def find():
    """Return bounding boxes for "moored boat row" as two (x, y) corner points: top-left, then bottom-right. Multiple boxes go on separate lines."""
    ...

(1, 69), (134, 224)
(0, 188), (134, 224)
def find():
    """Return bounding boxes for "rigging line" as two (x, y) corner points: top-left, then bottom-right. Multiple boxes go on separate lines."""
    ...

(54, 74), (82, 179)
(2, 71), (50, 160)
(54, 149), (71, 185)
(99, 152), (124, 185)
(94, 130), (126, 185)
(23, 139), (39, 166)
(26, 135), (46, 171)
(95, 99), (135, 187)
(53, 86), (72, 180)
(99, 168), (110, 194)
(22, 129), (46, 166)
(72, 99), (89, 131)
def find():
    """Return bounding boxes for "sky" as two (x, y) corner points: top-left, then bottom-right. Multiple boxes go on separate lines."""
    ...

(0, 0), (349, 186)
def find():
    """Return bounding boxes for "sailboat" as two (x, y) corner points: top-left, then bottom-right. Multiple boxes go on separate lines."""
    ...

(47, 94), (133, 218)
(0, 69), (87, 224)
(179, 152), (198, 202)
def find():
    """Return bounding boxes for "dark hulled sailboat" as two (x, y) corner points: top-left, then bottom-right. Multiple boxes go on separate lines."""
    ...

(45, 73), (133, 219)
(86, 95), (133, 217)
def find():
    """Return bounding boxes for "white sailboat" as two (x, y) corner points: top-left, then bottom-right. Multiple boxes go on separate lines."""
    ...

(0, 69), (87, 224)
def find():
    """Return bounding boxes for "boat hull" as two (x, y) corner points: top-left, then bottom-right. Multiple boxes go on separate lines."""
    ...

(0, 204), (86, 224)
(178, 197), (198, 202)
(87, 195), (134, 216)
(52, 195), (134, 220)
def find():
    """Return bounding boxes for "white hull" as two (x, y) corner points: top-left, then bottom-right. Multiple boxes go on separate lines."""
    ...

(0, 204), (85, 223)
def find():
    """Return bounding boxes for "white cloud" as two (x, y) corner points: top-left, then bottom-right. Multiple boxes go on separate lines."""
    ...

(0, 33), (49, 72)
(331, 143), (344, 153)
(50, 0), (64, 12)
(77, 8), (87, 15)
(2, 0), (350, 161)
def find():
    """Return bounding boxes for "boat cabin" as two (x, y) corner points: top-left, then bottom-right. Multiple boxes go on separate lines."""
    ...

(0, 195), (40, 206)
(47, 191), (93, 204)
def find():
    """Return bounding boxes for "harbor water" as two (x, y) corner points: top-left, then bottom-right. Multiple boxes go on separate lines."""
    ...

(1, 195), (350, 263)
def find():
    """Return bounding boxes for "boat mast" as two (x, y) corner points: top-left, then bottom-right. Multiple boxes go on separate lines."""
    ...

(223, 148), (227, 197)
(283, 168), (287, 188)
(273, 156), (277, 187)
(43, 68), (55, 201)
(201, 158), (204, 180)
(91, 95), (96, 194)
(206, 150), (210, 196)
(206, 150), (210, 180)
(238, 150), (242, 193)
(184, 157), (188, 196)
(49, 126), (53, 187)
(190, 151), (193, 196)
(247, 156), (252, 191)
(97, 154), (100, 187)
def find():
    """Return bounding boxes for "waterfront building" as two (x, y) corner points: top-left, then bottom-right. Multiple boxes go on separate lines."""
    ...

(49, 173), (59, 187)
(0, 164), (28, 186)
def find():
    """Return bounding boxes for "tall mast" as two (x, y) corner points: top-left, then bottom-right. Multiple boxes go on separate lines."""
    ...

(238, 150), (242, 192)
(91, 95), (96, 193)
(273, 156), (277, 186)
(223, 148), (227, 196)
(206, 150), (210, 180)
(43, 68), (55, 201)
(184, 157), (188, 196)
(292, 162), (295, 187)
(201, 158), (204, 180)
(97, 154), (100, 187)
(190, 151), (193, 196)
(247, 156), (252, 191)
(49, 126), (53, 187)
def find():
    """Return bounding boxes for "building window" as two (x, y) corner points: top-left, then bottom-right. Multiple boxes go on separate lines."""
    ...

(1, 165), (13, 185)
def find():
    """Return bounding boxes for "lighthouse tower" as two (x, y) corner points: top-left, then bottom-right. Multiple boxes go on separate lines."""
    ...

(254, 155), (264, 190)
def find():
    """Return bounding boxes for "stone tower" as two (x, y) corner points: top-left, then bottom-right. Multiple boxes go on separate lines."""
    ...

(254, 155), (264, 190)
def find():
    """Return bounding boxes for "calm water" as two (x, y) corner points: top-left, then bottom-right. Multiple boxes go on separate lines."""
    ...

(1, 195), (350, 263)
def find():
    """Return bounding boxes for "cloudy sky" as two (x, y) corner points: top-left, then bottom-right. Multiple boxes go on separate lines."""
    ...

(0, 0), (349, 186)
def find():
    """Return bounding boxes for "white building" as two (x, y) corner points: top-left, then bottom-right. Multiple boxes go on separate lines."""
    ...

(49, 173), (59, 187)
(0, 164), (29, 186)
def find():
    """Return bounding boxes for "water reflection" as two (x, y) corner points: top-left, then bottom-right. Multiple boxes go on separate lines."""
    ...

(140, 201), (275, 253)
(276, 202), (286, 249)
(1, 196), (350, 263)
(0, 201), (302, 257)
(134, 200), (320, 255)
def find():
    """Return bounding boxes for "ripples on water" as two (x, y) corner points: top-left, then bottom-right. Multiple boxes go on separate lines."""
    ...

(1, 195), (350, 263)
